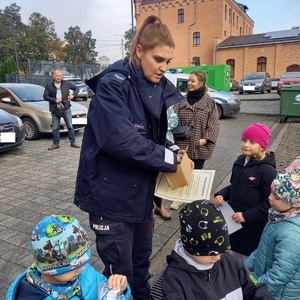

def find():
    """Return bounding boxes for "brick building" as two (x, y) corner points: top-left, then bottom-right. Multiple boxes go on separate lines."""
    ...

(216, 29), (300, 82)
(134, 0), (254, 67)
(133, 0), (300, 83)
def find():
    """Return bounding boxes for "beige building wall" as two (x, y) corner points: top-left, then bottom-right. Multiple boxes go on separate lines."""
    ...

(216, 42), (300, 82)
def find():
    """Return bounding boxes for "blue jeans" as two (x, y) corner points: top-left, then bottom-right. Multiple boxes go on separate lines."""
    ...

(51, 107), (75, 144)
(89, 214), (154, 300)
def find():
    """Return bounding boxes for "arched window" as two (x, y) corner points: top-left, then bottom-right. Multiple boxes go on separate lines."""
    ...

(193, 32), (200, 45)
(226, 59), (235, 78)
(257, 57), (267, 72)
(178, 9), (184, 22)
(192, 57), (200, 66)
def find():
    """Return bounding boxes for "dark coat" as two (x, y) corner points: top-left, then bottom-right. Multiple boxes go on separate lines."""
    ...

(74, 59), (184, 223)
(173, 94), (219, 160)
(162, 250), (275, 300)
(43, 79), (79, 112)
(215, 152), (277, 256)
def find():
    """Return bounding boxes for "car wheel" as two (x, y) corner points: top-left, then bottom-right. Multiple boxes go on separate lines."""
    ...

(216, 105), (222, 119)
(261, 86), (265, 94)
(239, 91), (243, 95)
(22, 117), (41, 140)
(82, 97), (88, 101)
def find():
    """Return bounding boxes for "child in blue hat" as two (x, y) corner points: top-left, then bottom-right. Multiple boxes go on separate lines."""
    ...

(6, 215), (131, 300)
(246, 170), (300, 299)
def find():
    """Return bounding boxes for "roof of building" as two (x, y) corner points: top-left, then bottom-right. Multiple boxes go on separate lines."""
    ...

(217, 28), (300, 49)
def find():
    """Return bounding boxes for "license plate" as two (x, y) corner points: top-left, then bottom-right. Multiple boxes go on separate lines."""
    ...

(244, 86), (255, 91)
(0, 132), (16, 143)
(72, 118), (87, 125)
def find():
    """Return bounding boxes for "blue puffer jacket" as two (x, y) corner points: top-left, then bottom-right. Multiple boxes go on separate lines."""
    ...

(6, 264), (131, 300)
(74, 59), (184, 223)
(245, 215), (300, 300)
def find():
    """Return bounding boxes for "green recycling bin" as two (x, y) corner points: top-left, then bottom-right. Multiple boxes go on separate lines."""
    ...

(280, 84), (300, 123)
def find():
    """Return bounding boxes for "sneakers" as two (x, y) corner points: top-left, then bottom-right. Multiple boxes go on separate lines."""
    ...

(71, 143), (80, 148)
(48, 144), (60, 150)
(170, 201), (183, 210)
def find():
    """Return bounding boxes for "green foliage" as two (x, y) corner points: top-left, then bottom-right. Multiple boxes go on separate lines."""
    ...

(0, 3), (99, 73)
(64, 26), (98, 64)
(0, 56), (17, 82)
(124, 27), (136, 59)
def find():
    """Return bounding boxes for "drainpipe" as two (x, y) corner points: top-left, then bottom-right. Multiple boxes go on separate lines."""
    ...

(188, 1), (197, 66)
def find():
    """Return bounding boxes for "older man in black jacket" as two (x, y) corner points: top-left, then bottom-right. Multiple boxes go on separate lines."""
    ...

(44, 70), (80, 150)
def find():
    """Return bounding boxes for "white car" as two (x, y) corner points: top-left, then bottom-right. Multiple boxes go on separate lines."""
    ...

(164, 72), (240, 118)
(0, 83), (87, 140)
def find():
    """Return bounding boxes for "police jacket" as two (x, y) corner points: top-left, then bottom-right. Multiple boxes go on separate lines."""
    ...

(74, 59), (183, 223)
(162, 250), (275, 300)
(43, 80), (79, 112)
(215, 152), (277, 256)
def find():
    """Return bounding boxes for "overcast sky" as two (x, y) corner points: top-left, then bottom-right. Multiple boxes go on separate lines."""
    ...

(1, 0), (299, 64)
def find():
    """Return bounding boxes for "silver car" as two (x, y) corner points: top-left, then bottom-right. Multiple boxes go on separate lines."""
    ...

(0, 83), (87, 140)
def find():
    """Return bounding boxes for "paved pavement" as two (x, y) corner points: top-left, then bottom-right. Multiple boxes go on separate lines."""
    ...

(1, 106), (300, 297)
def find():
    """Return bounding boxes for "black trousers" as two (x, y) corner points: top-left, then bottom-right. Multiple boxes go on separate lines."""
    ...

(90, 214), (154, 300)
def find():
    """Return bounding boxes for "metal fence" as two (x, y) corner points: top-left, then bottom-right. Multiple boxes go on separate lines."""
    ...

(6, 59), (108, 86)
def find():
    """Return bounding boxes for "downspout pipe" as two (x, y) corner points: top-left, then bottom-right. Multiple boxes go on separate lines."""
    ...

(188, 1), (197, 66)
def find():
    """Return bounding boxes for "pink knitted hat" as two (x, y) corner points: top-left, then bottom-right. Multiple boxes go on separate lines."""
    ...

(242, 123), (271, 150)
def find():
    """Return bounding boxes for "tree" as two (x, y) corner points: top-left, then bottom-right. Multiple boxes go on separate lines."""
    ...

(64, 26), (98, 64)
(0, 56), (17, 82)
(25, 12), (60, 61)
(0, 3), (24, 64)
(124, 27), (136, 59)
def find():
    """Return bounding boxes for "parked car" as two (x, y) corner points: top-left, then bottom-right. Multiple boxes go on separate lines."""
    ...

(230, 79), (239, 91)
(239, 72), (272, 94)
(0, 109), (25, 152)
(271, 78), (280, 90)
(0, 83), (87, 140)
(62, 76), (88, 101)
(277, 72), (300, 95)
(164, 72), (240, 118)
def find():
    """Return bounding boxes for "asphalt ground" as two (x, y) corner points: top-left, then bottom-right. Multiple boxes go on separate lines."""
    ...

(1, 95), (300, 297)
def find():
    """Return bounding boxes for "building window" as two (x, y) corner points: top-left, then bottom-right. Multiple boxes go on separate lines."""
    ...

(257, 57), (267, 72)
(229, 9), (232, 24)
(224, 30), (226, 37)
(178, 9), (184, 23)
(193, 32), (200, 45)
(192, 57), (200, 66)
(233, 12), (235, 26)
(237, 16), (238, 28)
(225, 5), (227, 20)
(226, 59), (235, 78)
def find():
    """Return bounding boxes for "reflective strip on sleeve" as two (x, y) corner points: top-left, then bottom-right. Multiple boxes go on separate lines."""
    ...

(164, 148), (175, 165)
(170, 144), (180, 151)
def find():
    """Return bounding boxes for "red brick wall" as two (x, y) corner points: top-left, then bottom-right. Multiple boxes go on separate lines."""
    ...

(134, 0), (254, 67)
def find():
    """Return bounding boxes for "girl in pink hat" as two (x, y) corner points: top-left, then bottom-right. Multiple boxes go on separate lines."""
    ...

(214, 123), (277, 261)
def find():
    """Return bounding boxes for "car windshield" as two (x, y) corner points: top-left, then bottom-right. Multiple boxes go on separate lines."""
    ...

(281, 72), (300, 79)
(10, 85), (45, 102)
(244, 73), (264, 80)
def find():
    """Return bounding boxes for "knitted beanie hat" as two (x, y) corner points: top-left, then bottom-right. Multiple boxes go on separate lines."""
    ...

(179, 200), (231, 256)
(242, 123), (271, 150)
(271, 169), (300, 207)
(30, 215), (91, 276)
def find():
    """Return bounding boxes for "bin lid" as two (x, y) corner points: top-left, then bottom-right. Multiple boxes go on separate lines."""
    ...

(281, 84), (300, 91)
